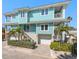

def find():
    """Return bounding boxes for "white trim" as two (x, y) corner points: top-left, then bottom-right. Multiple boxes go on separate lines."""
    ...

(11, 16), (12, 22)
(31, 1), (71, 10)
(63, 8), (65, 18)
(40, 24), (49, 31)
(53, 23), (54, 36)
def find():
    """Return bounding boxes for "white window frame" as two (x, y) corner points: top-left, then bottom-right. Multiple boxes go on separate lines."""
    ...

(40, 24), (49, 31)
(41, 9), (48, 15)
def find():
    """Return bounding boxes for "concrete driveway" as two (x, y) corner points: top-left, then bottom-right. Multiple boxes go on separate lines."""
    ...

(2, 41), (52, 59)
(32, 45), (51, 57)
(3, 41), (76, 59)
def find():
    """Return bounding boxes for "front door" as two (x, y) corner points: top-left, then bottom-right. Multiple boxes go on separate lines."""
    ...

(24, 25), (26, 31)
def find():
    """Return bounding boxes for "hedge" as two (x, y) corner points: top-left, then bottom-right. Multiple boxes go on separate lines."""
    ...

(50, 41), (72, 52)
(8, 40), (36, 49)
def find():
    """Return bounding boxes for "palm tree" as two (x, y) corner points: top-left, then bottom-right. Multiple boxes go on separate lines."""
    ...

(66, 16), (72, 26)
(16, 27), (22, 40)
(9, 29), (17, 40)
(54, 16), (72, 42)
(9, 27), (23, 40)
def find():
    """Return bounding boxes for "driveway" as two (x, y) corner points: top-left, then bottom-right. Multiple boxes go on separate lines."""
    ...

(2, 41), (52, 59)
(2, 41), (76, 59)
(3, 48), (52, 59)
(32, 45), (51, 57)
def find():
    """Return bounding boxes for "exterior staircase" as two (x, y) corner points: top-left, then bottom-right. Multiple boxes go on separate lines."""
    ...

(24, 32), (38, 42)
(22, 31), (37, 42)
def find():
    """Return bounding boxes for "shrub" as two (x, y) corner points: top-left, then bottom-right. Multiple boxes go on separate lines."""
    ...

(50, 41), (72, 52)
(71, 43), (77, 56)
(8, 40), (36, 49)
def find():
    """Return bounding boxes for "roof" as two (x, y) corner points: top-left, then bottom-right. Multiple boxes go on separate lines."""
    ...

(31, 1), (71, 10)
(5, 1), (71, 16)
(5, 8), (30, 16)
(5, 12), (16, 16)
(16, 8), (30, 12)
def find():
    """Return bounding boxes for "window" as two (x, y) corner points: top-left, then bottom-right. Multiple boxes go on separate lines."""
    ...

(41, 25), (44, 30)
(45, 9), (48, 14)
(20, 11), (25, 17)
(41, 24), (48, 31)
(41, 10), (44, 15)
(41, 9), (48, 15)
(6, 16), (11, 22)
(23, 12), (25, 17)
(21, 12), (22, 17)
(45, 25), (48, 30)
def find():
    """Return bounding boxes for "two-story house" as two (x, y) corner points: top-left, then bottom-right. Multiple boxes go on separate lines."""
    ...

(4, 1), (70, 45)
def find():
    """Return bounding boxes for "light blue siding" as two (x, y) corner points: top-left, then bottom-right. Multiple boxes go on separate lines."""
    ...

(29, 8), (54, 22)
(29, 24), (36, 33)
(6, 12), (28, 23)
(17, 12), (28, 23)
(6, 7), (65, 23)
(23, 24), (36, 33)
(5, 6), (65, 35)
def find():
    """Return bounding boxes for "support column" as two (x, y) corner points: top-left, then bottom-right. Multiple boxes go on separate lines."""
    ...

(62, 31), (65, 42)
(53, 22), (54, 36)
(51, 22), (54, 42)
(63, 8), (65, 18)
(11, 16), (12, 22)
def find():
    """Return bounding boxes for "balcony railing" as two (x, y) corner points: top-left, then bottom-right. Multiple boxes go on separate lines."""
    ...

(54, 13), (62, 18)
(6, 19), (11, 22)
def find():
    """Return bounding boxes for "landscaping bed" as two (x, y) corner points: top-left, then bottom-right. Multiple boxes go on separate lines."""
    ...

(50, 41), (77, 57)
(50, 41), (72, 52)
(8, 40), (37, 49)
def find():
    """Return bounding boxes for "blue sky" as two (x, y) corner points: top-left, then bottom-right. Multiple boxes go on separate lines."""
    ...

(2, 0), (77, 27)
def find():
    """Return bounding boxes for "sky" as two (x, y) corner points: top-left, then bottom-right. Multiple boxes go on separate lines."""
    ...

(2, 0), (77, 28)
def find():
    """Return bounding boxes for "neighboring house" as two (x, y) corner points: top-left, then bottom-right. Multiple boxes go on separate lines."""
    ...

(4, 1), (71, 45)
(67, 29), (77, 44)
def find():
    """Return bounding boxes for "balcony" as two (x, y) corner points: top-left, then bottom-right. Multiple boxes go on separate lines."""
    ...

(54, 13), (62, 18)
(54, 6), (63, 18)
(6, 19), (12, 23)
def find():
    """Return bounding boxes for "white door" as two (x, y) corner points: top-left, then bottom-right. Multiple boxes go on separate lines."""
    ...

(41, 39), (51, 45)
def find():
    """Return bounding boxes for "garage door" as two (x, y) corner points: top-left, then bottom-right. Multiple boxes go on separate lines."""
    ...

(41, 39), (51, 45)
(38, 34), (52, 45)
